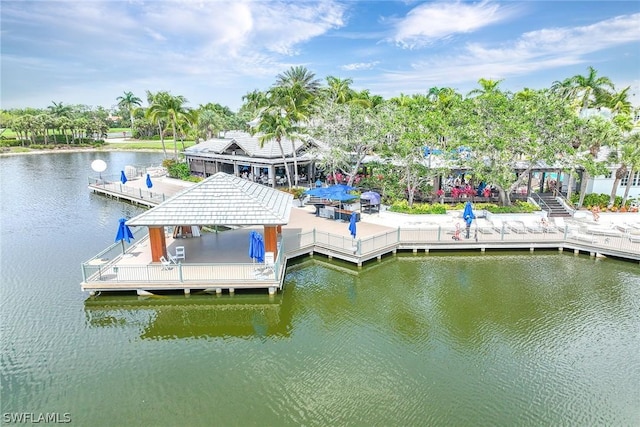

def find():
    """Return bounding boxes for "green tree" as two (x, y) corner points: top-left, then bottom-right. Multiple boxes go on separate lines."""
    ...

(619, 132), (640, 206)
(116, 91), (143, 131)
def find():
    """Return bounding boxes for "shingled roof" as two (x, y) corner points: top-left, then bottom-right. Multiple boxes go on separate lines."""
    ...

(126, 172), (293, 227)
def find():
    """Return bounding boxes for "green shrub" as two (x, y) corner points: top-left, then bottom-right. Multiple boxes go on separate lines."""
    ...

(388, 200), (448, 214)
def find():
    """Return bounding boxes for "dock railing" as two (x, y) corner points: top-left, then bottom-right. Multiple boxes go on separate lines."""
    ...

(83, 222), (639, 289)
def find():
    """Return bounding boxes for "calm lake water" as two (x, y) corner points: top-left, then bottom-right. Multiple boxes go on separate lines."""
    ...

(1, 152), (639, 426)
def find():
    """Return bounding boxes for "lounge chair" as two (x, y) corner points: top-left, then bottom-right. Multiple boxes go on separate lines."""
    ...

(506, 221), (527, 234)
(523, 218), (545, 233)
(167, 252), (179, 264)
(491, 219), (510, 234)
(585, 225), (622, 237)
(160, 256), (173, 270)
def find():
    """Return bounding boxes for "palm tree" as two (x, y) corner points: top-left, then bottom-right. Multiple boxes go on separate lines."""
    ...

(270, 66), (320, 186)
(147, 92), (192, 159)
(621, 133), (640, 206)
(275, 66), (321, 95)
(48, 101), (72, 118)
(568, 66), (614, 110)
(467, 78), (504, 97)
(145, 91), (169, 158)
(325, 76), (354, 104)
(116, 91), (143, 131)
(607, 86), (633, 115)
(252, 107), (295, 188)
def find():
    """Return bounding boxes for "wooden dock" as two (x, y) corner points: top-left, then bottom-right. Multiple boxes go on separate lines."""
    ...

(83, 176), (640, 296)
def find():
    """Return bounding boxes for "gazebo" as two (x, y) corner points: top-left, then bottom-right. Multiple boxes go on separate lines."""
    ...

(126, 172), (293, 262)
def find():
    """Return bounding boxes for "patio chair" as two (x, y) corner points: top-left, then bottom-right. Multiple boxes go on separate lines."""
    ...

(175, 246), (185, 261)
(167, 252), (179, 264)
(160, 256), (173, 270)
(264, 252), (275, 273)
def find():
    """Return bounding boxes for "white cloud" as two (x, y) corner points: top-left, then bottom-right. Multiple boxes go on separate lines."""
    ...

(372, 12), (640, 96)
(341, 62), (379, 71)
(391, 0), (516, 48)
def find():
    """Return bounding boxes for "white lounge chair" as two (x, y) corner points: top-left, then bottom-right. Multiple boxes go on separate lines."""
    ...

(491, 219), (510, 234)
(506, 221), (526, 234)
(160, 256), (173, 270)
(167, 252), (179, 264)
(523, 219), (545, 233)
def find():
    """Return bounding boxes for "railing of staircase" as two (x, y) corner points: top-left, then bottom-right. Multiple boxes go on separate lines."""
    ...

(531, 193), (551, 215)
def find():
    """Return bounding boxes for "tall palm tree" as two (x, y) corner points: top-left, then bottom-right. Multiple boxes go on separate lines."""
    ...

(270, 66), (320, 186)
(568, 66), (614, 110)
(145, 91), (169, 158)
(116, 91), (143, 131)
(147, 93), (191, 159)
(325, 76), (354, 104)
(607, 86), (632, 115)
(467, 78), (504, 97)
(252, 107), (295, 188)
(275, 66), (321, 95)
(48, 101), (72, 118)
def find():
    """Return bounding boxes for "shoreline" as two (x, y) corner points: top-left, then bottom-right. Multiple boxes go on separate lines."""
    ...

(0, 146), (163, 157)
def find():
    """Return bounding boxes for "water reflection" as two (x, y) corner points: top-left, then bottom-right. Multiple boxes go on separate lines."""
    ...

(84, 293), (293, 340)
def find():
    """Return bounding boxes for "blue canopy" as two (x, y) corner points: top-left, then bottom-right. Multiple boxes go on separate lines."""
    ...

(348, 212), (357, 238)
(463, 201), (476, 226)
(248, 231), (265, 263)
(146, 173), (153, 189)
(120, 171), (127, 184)
(115, 218), (134, 253)
(305, 187), (332, 197)
(327, 191), (357, 202)
(328, 184), (355, 192)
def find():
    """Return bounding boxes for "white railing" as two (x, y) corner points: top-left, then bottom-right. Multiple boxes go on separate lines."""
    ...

(83, 223), (640, 287)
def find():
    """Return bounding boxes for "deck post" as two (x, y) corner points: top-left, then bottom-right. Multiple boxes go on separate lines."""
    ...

(229, 288), (235, 294)
(184, 288), (190, 295)
(268, 287), (276, 295)
(530, 247), (534, 252)
(216, 288), (222, 295)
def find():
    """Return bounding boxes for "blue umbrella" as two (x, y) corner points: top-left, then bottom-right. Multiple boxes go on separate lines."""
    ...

(120, 170), (127, 184)
(115, 218), (134, 253)
(315, 179), (323, 188)
(248, 231), (265, 263)
(349, 212), (357, 238)
(360, 191), (381, 205)
(146, 173), (153, 189)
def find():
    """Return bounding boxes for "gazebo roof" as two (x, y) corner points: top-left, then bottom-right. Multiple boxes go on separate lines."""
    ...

(126, 172), (293, 227)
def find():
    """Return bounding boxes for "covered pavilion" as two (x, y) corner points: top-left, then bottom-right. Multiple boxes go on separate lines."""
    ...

(185, 131), (323, 186)
(126, 172), (293, 262)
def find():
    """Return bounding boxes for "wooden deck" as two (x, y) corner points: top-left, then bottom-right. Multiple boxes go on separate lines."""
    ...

(83, 176), (640, 296)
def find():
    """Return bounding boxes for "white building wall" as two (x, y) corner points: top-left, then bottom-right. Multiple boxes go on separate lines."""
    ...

(587, 171), (640, 199)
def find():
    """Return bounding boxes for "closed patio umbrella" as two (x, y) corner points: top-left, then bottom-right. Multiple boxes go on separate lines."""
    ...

(115, 218), (134, 254)
(146, 173), (153, 189)
(120, 170), (127, 184)
(463, 201), (475, 239)
(248, 231), (265, 263)
(349, 212), (357, 239)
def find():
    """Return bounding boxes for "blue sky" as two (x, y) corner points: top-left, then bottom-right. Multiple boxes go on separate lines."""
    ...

(1, 1), (639, 112)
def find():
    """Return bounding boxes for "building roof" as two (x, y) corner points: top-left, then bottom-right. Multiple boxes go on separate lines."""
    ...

(126, 172), (293, 227)
(186, 130), (318, 159)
